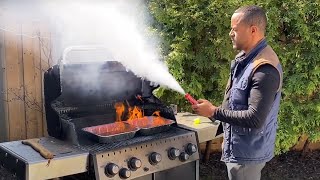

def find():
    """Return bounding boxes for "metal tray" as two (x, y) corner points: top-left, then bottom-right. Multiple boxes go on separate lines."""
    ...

(81, 122), (139, 143)
(124, 116), (175, 136)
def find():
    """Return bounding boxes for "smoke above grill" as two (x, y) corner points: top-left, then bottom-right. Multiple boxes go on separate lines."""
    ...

(6, 0), (186, 95)
(50, 0), (185, 94)
(1, 0), (185, 95)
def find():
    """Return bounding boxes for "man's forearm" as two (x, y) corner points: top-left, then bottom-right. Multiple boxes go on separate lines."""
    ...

(213, 107), (263, 128)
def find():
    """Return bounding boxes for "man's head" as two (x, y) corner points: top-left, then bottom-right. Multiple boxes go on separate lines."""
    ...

(229, 5), (267, 53)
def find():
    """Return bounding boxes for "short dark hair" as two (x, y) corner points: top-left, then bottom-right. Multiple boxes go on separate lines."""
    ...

(235, 5), (267, 33)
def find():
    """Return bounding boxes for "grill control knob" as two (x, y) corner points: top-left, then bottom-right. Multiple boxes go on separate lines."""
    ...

(149, 152), (162, 165)
(186, 143), (197, 155)
(119, 168), (131, 179)
(179, 152), (190, 162)
(168, 148), (180, 160)
(128, 157), (142, 170)
(105, 163), (119, 176)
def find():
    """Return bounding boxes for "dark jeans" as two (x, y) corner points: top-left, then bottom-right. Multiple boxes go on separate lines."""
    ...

(226, 162), (266, 180)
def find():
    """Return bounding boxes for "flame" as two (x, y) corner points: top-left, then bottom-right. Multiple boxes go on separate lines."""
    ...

(128, 117), (149, 127)
(98, 103), (170, 135)
(114, 102), (167, 130)
(152, 111), (160, 117)
(153, 117), (166, 126)
(114, 102), (144, 122)
(114, 103), (125, 122)
(151, 111), (166, 126)
(127, 106), (144, 121)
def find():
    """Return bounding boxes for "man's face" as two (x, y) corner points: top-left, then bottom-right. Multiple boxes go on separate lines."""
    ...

(229, 13), (252, 52)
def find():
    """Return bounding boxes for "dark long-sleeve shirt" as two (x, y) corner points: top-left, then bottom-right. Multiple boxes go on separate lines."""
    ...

(213, 64), (280, 129)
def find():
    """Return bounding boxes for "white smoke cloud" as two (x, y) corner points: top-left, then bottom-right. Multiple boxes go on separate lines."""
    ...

(48, 0), (185, 94)
(1, 0), (185, 94)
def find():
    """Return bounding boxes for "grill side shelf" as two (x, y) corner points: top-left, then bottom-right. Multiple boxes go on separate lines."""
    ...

(0, 137), (89, 180)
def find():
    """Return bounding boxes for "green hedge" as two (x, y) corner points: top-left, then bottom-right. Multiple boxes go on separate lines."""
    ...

(148, 0), (320, 154)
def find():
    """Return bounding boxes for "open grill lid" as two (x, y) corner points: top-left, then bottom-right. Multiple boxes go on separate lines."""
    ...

(58, 46), (158, 106)
(59, 61), (155, 106)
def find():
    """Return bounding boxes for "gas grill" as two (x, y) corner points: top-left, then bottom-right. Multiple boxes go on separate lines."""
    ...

(0, 47), (200, 180)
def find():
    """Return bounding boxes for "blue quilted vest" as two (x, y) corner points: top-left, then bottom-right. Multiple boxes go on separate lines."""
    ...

(222, 40), (283, 164)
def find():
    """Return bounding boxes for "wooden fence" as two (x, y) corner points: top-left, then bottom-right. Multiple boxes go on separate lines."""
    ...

(0, 17), (55, 141)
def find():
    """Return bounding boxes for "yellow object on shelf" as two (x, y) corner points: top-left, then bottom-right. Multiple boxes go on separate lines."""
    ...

(193, 118), (201, 125)
(176, 112), (220, 143)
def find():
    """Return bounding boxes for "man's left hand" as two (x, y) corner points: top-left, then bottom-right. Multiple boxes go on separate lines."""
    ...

(191, 99), (217, 117)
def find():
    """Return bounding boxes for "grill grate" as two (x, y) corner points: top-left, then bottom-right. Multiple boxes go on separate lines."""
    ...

(51, 99), (116, 115)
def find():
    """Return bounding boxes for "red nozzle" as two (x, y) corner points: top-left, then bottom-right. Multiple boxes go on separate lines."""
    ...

(185, 93), (198, 105)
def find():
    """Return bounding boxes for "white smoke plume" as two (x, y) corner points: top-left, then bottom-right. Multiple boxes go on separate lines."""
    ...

(0, 0), (185, 94)
(46, 0), (185, 94)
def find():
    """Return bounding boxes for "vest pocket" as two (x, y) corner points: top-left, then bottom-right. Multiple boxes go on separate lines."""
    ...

(230, 125), (276, 160)
(231, 126), (266, 159)
(231, 89), (249, 107)
(232, 126), (264, 136)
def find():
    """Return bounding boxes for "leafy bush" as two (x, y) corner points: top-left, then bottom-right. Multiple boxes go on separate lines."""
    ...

(148, 0), (320, 154)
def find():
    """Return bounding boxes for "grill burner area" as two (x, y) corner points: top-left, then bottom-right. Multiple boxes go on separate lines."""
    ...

(41, 47), (179, 141)
(44, 61), (177, 146)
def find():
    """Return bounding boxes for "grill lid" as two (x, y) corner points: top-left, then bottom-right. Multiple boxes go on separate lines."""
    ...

(58, 46), (158, 106)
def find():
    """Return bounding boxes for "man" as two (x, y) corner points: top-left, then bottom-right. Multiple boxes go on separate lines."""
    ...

(192, 5), (283, 180)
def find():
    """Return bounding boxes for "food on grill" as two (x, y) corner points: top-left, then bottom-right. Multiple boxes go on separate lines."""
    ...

(82, 122), (140, 143)
(83, 122), (137, 136)
(125, 116), (173, 128)
(125, 116), (175, 136)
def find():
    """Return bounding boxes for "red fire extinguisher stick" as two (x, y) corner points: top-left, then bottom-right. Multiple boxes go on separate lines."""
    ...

(185, 93), (215, 121)
(185, 93), (198, 105)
